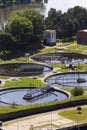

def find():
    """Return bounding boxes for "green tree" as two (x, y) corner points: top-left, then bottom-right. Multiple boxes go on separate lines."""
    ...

(8, 8), (44, 42)
(0, 31), (16, 52)
(77, 106), (82, 114)
(11, 101), (16, 108)
(45, 6), (87, 39)
(15, 0), (31, 4)
(6, 16), (33, 45)
(21, 8), (44, 41)
(67, 6), (87, 30)
(71, 86), (84, 96)
(45, 8), (62, 38)
(6, 8), (44, 50)
(7, 0), (14, 6)
(1, 0), (8, 5)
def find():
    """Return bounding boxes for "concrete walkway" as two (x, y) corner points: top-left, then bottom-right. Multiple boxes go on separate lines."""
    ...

(3, 110), (75, 130)
(0, 79), (5, 88)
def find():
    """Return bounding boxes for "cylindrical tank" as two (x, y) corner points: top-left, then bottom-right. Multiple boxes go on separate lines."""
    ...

(43, 30), (56, 46)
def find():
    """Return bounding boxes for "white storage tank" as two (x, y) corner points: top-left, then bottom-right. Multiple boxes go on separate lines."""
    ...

(43, 30), (56, 46)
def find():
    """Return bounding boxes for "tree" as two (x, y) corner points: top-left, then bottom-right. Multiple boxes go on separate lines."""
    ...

(67, 6), (87, 30)
(6, 16), (33, 46)
(11, 101), (16, 108)
(21, 8), (44, 41)
(35, 0), (42, 2)
(45, 8), (62, 38)
(0, 31), (16, 52)
(6, 8), (44, 42)
(15, 0), (31, 4)
(71, 86), (84, 96)
(7, 0), (13, 6)
(1, 0), (8, 5)
(77, 106), (82, 114)
(45, 6), (87, 39)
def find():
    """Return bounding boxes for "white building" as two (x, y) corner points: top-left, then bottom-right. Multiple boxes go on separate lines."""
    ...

(43, 30), (56, 46)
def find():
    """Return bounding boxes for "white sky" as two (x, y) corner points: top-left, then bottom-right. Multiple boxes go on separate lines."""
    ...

(42, 0), (87, 17)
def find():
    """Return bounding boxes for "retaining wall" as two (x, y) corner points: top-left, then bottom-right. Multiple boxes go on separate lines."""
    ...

(1, 98), (87, 122)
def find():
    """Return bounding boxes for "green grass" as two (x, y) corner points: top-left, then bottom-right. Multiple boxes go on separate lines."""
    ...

(56, 41), (87, 54)
(61, 87), (87, 97)
(65, 42), (87, 54)
(51, 62), (87, 73)
(36, 47), (56, 54)
(59, 106), (87, 123)
(3, 77), (45, 88)
(61, 87), (72, 93)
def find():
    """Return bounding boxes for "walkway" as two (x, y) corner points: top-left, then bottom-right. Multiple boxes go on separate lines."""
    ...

(3, 110), (75, 130)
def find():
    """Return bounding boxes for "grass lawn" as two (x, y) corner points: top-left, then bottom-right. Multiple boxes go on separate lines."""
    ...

(59, 106), (87, 123)
(3, 77), (45, 88)
(57, 41), (87, 54)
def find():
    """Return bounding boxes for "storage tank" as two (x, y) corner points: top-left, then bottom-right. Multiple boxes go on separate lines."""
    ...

(43, 30), (56, 46)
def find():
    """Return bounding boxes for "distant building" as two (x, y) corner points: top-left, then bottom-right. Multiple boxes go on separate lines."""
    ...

(44, 0), (48, 3)
(43, 30), (56, 46)
(77, 29), (87, 44)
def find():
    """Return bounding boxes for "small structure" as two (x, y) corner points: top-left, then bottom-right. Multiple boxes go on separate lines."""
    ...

(77, 29), (87, 44)
(23, 86), (54, 101)
(77, 78), (86, 83)
(0, 121), (2, 127)
(44, 0), (48, 3)
(25, 53), (30, 58)
(43, 30), (56, 46)
(77, 73), (86, 83)
(23, 91), (32, 100)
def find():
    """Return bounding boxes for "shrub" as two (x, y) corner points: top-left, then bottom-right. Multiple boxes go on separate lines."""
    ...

(71, 86), (84, 96)
(77, 106), (82, 114)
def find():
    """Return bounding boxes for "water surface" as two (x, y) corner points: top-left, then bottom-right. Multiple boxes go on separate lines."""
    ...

(0, 88), (68, 106)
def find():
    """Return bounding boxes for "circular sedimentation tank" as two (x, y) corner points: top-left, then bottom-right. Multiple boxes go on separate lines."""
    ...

(31, 52), (87, 64)
(45, 72), (87, 88)
(0, 87), (68, 106)
(0, 62), (52, 77)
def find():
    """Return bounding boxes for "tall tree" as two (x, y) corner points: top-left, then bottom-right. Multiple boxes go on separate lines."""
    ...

(1, 0), (8, 5)
(6, 16), (33, 45)
(8, 8), (44, 42)
(45, 8), (62, 38)
(0, 31), (16, 52)
(45, 6), (87, 39)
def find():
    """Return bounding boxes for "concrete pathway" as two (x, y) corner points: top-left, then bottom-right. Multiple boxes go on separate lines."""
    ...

(0, 79), (5, 88)
(3, 110), (75, 130)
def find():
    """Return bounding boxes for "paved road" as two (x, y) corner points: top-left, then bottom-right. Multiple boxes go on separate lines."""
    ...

(3, 110), (75, 130)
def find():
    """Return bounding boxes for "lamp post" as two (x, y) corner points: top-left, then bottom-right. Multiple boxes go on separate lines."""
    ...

(30, 125), (33, 130)
(76, 106), (82, 130)
(50, 111), (52, 130)
(17, 120), (19, 130)
(0, 121), (2, 129)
